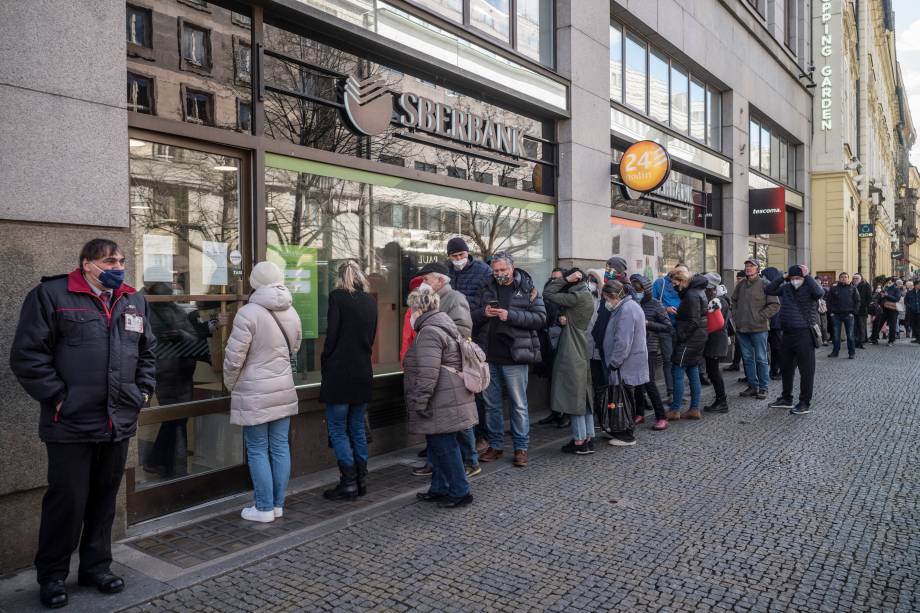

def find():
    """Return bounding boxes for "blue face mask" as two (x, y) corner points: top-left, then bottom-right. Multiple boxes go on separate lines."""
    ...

(635, 291), (645, 301)
(93, 263), (125, 290)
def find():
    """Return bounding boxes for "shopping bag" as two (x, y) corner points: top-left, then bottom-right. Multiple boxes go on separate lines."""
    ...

(597, 378), (635, 436)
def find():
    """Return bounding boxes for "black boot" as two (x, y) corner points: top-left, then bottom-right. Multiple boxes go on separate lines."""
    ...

(356, 461), (368, 496)
(537, 411), (562, 425)
(323, 463), (358, 501)
(708, 398), (729, 414)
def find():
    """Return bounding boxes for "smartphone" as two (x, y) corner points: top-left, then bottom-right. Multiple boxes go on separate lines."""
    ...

(487, 300), (501, 308)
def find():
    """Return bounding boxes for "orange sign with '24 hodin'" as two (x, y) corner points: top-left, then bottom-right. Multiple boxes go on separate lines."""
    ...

(619, 140), (671, 193)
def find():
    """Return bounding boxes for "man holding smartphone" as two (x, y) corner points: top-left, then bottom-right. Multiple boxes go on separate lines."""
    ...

(471, 251), (547, 468)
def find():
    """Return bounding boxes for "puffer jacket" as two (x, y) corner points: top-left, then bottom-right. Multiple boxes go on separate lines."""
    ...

(906, 289), (920, 314)
(437, 283), (472, 338)
(10, 269), (157, 443)
(672, 274), (709, 367)
(447, 255), (492, 306)
(403, 311), (478, 435)
(224, 284), (302, 426)
(761, 267), (783, 330)
(472, 268), (547, 364)
(764, 275), (824, 330)
(631, 275), (671, 355)
(826, 282), (860, 315)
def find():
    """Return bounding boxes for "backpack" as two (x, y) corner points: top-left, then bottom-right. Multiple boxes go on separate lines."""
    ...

(442, 335), (491, 394)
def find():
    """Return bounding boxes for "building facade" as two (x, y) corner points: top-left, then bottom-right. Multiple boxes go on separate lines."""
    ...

(1, 0), (818, 572)
(810, 0), (916, 282)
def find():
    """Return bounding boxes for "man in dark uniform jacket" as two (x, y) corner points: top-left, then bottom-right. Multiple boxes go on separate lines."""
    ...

(10, 239), (157, 609)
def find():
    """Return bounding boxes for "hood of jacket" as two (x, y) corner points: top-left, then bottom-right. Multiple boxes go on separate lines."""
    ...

(629, 274), (653, 300)
(249, 284), (293, 311)
(414, 309), (459, 336)
(686, 274), (708, 291)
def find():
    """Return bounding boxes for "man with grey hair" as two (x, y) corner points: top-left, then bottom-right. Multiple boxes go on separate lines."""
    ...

(471, 251), (547, 468)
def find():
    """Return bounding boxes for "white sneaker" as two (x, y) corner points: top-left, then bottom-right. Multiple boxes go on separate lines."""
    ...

(273, 507), (283, 518)
(241, 506), (275, 523)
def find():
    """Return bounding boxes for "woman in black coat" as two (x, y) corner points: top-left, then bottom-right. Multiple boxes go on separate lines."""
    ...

(668, 270), (708, 420)
(320, 261), (378, 501)
(702, 274), (730, 415)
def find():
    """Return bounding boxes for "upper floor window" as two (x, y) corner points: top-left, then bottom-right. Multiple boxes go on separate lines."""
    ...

(410, 0), (553, 67)
(611, 22), (722, 151)
(750, 117), (798, 189)
(183, 88), (213, 125)
(235, 41), (251, 83)
(747, 0), (765, 16)
(126, 5), (151, 48)
(181, 22), (211, 70)
(127, 72), (153, 114)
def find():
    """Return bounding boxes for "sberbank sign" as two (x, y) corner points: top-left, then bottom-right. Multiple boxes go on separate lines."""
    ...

(340, 75), (528, 157)
(819, 1), (833, 131)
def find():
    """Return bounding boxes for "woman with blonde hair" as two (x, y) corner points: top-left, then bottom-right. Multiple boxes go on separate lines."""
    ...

(404, 288), (477, 508)
(320, 260), (378, 501)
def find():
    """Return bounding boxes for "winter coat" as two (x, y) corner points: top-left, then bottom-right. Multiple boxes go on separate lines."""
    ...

(447, 255), (492, 306)
(826, 283), (860, 315)
(761, 267), (784, 331)
(636, 293), (671, 355)
(855, 281), (872, 315)
(403, 311), (478, 435)
(652, 276), (681, 325)
(906, 289), (920, 314)
(704, 296), (730, 358)
(542, 278), (595, 415)
(764, 275), (824, 330)
(731, 276), (780, 333)
(9, 269), (157, 443)
(400, 308), (414, 366)
(602, 296), (650, 386)
(436, 283), (472, 338)
(471, 268), (547, 364)
(223, 285), (302, 426)
(673, 274), (709, 367)
(319, 288), (378, 404)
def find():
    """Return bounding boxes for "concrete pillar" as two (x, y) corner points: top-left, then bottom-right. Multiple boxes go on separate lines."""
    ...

(554, 0), (612, 269)
(0, 0), (128, 573)
(721, 91), (751, 273)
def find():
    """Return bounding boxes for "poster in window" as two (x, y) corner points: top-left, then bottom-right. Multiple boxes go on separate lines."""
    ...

(748, 188), (785, 236)
(143, 234), (174, 282)
(269, 245), (319, 340)
(201, 241), (229, 285)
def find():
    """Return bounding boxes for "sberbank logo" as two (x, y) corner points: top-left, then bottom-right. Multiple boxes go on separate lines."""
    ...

(339, 74), (529, 158)
(341, 75), (392, 136)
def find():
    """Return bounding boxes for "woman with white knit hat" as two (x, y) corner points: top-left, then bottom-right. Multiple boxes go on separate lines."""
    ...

(224, 261), (302, 523)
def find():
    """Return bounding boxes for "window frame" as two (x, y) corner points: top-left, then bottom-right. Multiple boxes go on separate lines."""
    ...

(237, 99), (252, 133)
(126, 4), (154, 60)
(233, 36), (252, 85)
(127, 71), (155, 115)
(181, 85), (214, 126)
(178, 19), (213, 75)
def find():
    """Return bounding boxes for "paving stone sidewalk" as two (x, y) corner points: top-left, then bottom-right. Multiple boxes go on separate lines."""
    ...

(120, 341), (920, 612)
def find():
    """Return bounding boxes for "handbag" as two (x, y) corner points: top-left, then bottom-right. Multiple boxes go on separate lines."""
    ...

(597, 373), (635, 436)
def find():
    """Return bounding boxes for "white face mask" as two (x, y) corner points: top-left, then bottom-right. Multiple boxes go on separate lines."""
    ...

(790, 279), (804, 289)
(450, 258), (466, 270)
(418, 282), (433, 293)
(587, 281), (597, 294)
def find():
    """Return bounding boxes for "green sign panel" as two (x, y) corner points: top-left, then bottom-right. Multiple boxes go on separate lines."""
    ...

(268, 245), (319, 340)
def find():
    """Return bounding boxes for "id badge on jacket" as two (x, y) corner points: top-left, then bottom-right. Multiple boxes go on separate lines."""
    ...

(124, 305), (145, 333)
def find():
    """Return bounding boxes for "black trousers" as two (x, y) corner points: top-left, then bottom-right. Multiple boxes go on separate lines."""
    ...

(780, 328), (816, 405)
(768, 329), (783, 376)
(35, 440), (129, 583)
(855, 314), (867, 346)
(705, 356), (726, 401)
(729, 341), (741, 367)
(634, 352), (666, 420)
(912, 312), (920, 341)
(871, 309), (899, 342)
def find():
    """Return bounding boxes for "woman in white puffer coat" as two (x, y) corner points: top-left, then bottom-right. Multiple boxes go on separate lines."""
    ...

(224, 261), (302, 523)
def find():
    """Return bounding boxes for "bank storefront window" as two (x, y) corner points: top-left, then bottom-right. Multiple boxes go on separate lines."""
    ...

(265, 154), (555, 384)
(611, 218), (708, 279)
(129, 138), (248, 491)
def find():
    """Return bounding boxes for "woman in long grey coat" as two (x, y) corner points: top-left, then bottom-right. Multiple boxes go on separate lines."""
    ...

(601, 280), (649, 447)
(403, 288), (478, 509)
(542, 269), (596, 455)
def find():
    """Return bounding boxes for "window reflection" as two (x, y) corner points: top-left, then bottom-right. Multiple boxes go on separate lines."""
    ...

(649, 49), (669, 124)
(670, 63), (689, 134)
(610, 24), (622, 103)
(415, 0), (463, 22)
(611, 219), (704, 279)
(624, 33), (647, 113)
(470, 0), (510, 42)
(125, 1), (252, 132)
(515, 0), (553, 66)
(265, 163), (555, 384)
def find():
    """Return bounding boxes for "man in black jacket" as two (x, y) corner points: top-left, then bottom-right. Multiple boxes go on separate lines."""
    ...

(851, 273), (872, 348)
(826, 272), (860, 358)
(9, 239), (157, 609)
(471, 251), (546, 468)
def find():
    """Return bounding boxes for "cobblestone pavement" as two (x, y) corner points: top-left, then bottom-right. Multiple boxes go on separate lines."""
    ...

(122, 341), (920, 612)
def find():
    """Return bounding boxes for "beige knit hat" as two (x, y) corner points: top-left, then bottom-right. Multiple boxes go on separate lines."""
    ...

(250, 261), (283, 289)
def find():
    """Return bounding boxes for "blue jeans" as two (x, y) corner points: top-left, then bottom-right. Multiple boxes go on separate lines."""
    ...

(426, 432), (470, 498)
(242, 417), (291, 512)
(483, 363), (530, 451)
(831, 313), (855, 355)
(670, 364), (701, 411)
(736, 331), (770, 391)
(456, 426), (478, 467)
(325, 403), (369, 466)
